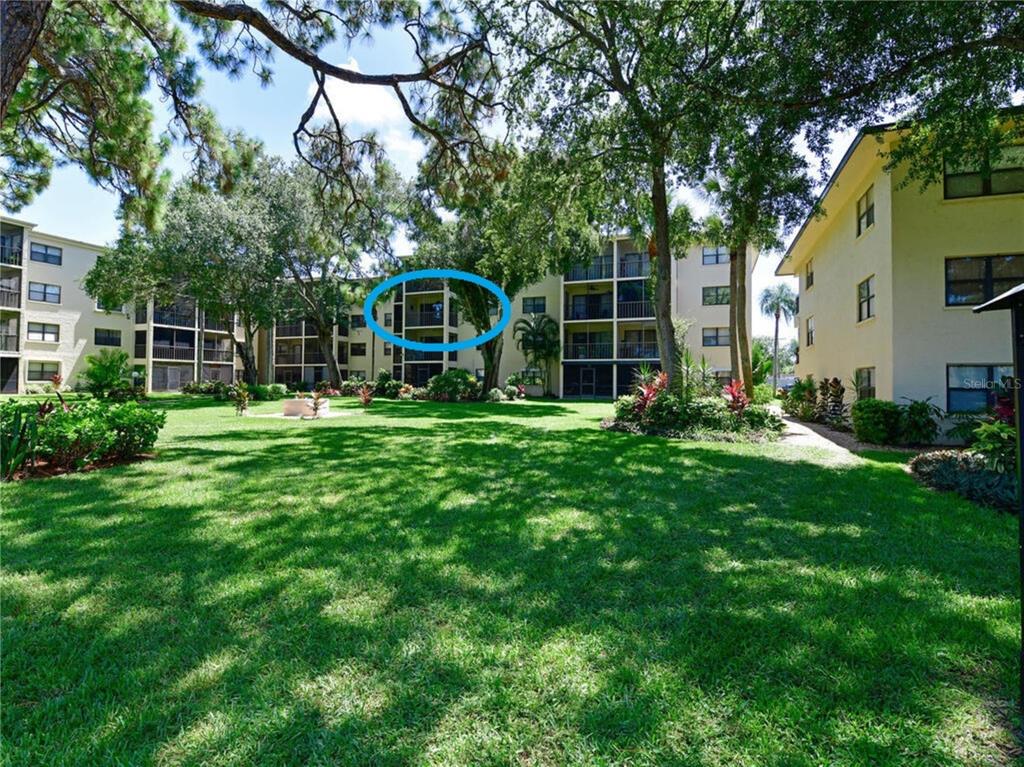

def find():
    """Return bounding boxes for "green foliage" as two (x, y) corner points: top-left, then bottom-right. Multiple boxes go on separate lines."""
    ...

(609, 390), (782, 440)
(487, 387), (507, 403)
(79, 349), (133, 399)
(513, 314), (561, 394)
(972, 421), (1016, 474)
(752, 383), (774, 404)
(183, 380), (230, 399)
(1, 401), (37, 481)
(850, 398), (903, 445)
(614, 395), (639, 423)
(373, 369), (402, 399)
(910, 450), (1017, 511)
(750, 338), (773, 386)
(426, 369), (482, 402)
(30, 400), (164, 472)
(782, 375), (817, 421)
(503, 385), (523, 401)
(104, 403), (166, 460)
(229, 382), (251, 415)
(899, 397), (943, 446)
(742, 405), (785, 433)
(248, 384), (287, 402)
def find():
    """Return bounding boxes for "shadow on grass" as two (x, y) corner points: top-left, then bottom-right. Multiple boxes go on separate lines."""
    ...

(2, 414), (1018, 765)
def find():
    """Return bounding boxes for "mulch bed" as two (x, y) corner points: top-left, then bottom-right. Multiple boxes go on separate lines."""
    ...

(8, 454), (155, 481)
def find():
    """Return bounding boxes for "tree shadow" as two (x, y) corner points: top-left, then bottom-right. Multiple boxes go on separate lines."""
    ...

(2, 414), (1018, 765)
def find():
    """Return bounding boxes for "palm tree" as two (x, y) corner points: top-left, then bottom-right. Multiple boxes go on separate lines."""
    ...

(758, 283), (798, 392)
(513, 313), (560, 395)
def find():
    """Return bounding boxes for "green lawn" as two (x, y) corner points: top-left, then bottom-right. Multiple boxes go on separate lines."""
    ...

(2, 398), (1019, 766)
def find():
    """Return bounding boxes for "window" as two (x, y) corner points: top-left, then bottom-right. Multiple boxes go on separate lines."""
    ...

(805, 260), (814, 289)
(351, 314), (366, 328)
(855, 367), (876, 400)
(702, 286), (730, 306)
(475, 368), (485, 379)
(27, 322), (58, 342)
(522, 296), (546, 314)
(946, 255), (1024, 306)
(702, 245), (729, 265)
(702, 327), (729, 347)
(96, 298), (121, 312)
(944, 145), (1024, 199)
(856, 185), (875, 236)
(94, 328), (122, 347)
(29, 243), (62, 265)
(28, 281), (60, 303)
(857, 275), (875, 321)
(947, 364), (1013, 413)
(351, 343), (366, 356)
(27, 361), (59, 381)
(805, 316), (815, 346)
(384, 312), (392, 327)
(384, 342), (392, 356)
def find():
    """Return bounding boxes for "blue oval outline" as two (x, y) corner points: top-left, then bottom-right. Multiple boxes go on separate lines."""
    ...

(363, 269), (512, 352)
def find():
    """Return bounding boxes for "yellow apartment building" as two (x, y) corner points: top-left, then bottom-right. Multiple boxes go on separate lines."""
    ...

(777, 119), (1024, 412)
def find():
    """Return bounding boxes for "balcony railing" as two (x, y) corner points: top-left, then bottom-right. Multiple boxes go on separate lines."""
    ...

(134, 344), (147, 358)
(406, 310), (444, 327)
(204, 317), (231, 333)
(152, 344), (195, 361)
(564, 303), (613, 321)
(203, 348), (233, 362)
(565, 342), (613, 360)
(153, 309), (195, 327)
(304, 350), (326, 364)
(135, 305), (148, 323)
(275, 322), (303, 337)
(0, 334), (18, 352)
(406, 350), (444, 362)
(617, 300), (654, 319)
(0, 289), (20, 309)
(448, 309), (458, 327)
(618, 258), (650, 278)
(565, 259), (613, 282)
(406, 278), (443, 293)
(618, 342), (658, 359)
(0, 243), (22, 266)
(275, 350), (303, 365)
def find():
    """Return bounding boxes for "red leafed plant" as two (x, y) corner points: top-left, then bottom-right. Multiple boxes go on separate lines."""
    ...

(994, 392), (1014, 424)
(722, 379), (749, 415)
(635, 371), (669, 414)
(358, 384), (374, 407)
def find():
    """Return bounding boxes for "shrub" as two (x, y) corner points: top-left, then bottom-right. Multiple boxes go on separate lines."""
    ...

(105, 402), (166, 459)
(35, 401), (116, 471)
(339, 379), (364, 396)
(228, 382), (250, 415)
(397, 383), (414, 400)
(741, 404), (785, 433)
(249, 383), (287, 402)
(183, 380), (230, 398)
(824, 378), (849, 429)
(1, 401), (38, 481)
(411, 386), (429, 401)
(373, 369), (403, 398)
(899, 397), (942, 446)
(358, 384), (374, 407)
(850, 398), (902, 444)
(505, 372), (525, 388)
(487, 387), (506, 402)
(722, 380), (749, 415)
(79, 349), (133, 399)
(634, 371), (668, 416)
(613, 394), (639, 423)
(910, 449), (1016, 511)
(783, 375), (816, 420)
(752, 383), (774, 405)
(678, 397), (732, 432)
(426, 369), (481, 402)
(639, 391), (682, 430)
(972, 420), (1016, 474)
(503, 384), (523, 401)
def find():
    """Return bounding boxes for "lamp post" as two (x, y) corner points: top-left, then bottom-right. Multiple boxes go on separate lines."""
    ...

(974, 282), (1024, 729)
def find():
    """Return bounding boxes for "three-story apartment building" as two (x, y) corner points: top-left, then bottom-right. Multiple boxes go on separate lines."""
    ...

(2, 214), (755, 397)
(777, 117), (1024, 412)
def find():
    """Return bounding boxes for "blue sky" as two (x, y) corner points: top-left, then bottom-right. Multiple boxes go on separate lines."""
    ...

(7, 23), (833, 340)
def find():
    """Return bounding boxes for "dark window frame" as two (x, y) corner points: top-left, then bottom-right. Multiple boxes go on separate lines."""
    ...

(944, 145), (1024, 199)
(350, 343), (367, 356)
(947, 363), (1014, 413)
(28, 281), (61, 303)
(27, 361), (59, 381)
(856, 185), (875, 236)
(805, 260), (814, 289)
(805, 316), (815, 347)
(857, 275), (876, 322)
(27, 322), (59, 342)
(350, 314), (367, 328)
(384, 312), (392, 327)
(701, 285), (730, 306)
(945, 254), (1024, 306)
(855, 367), (876, 400)
(522, 296), (546, 314)
(702, 245), (729, 265)
(29, 242), (62, 265)
(94, 328), (122, 347)
(384, 342), (392, 356)
(701, 327), (730, 347)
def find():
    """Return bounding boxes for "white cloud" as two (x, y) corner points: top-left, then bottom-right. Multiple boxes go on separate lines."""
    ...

(308, 57), (426, 176)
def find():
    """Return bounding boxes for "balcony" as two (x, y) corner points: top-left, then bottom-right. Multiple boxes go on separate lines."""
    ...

(0, 333), (18, 352)
(406, 278), (443, 293)
(0, 289), (20, 309)
(203, 348), (233, 363)
(617, 300), (654, 319)
(565, 342), (613, 360)
(618, 256), (650, 278)
(618, 342), (658, 359)
(204, 316), (231, 333)
(152, 345), (195, 361)
(406, 350), (444, 362)
(153, 309), (195, 327)
(134, 344), (147, 358)
(406, 309), (444, 327)
(448, 308), (459, 327)
(565, 257), (613, 282)
(275, 350), (303, 365)
(275, 322), (303, 337)
(304, 349), (326, 364)
(135, 305), (148, 323)
(0, 243), (22, 266)
(564, 303), (613, 321)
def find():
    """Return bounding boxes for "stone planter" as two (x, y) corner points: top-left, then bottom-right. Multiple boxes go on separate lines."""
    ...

(525, 384), (544, 398)
(282, 398), (330, 418)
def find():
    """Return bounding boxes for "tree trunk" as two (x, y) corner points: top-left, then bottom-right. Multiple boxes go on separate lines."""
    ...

(772, 310), (780, 392)
(481, 335), (503, 393)
(728, 247), (740, 381)
(235, 322), (259, 385)
(650, 156), (677, 385)
(315, 325), (342, 385)
(735, 241), (754, 397)
(0, 1), (50, 126)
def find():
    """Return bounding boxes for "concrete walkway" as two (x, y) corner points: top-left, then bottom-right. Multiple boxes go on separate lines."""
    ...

(778, 416), (858, 463)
